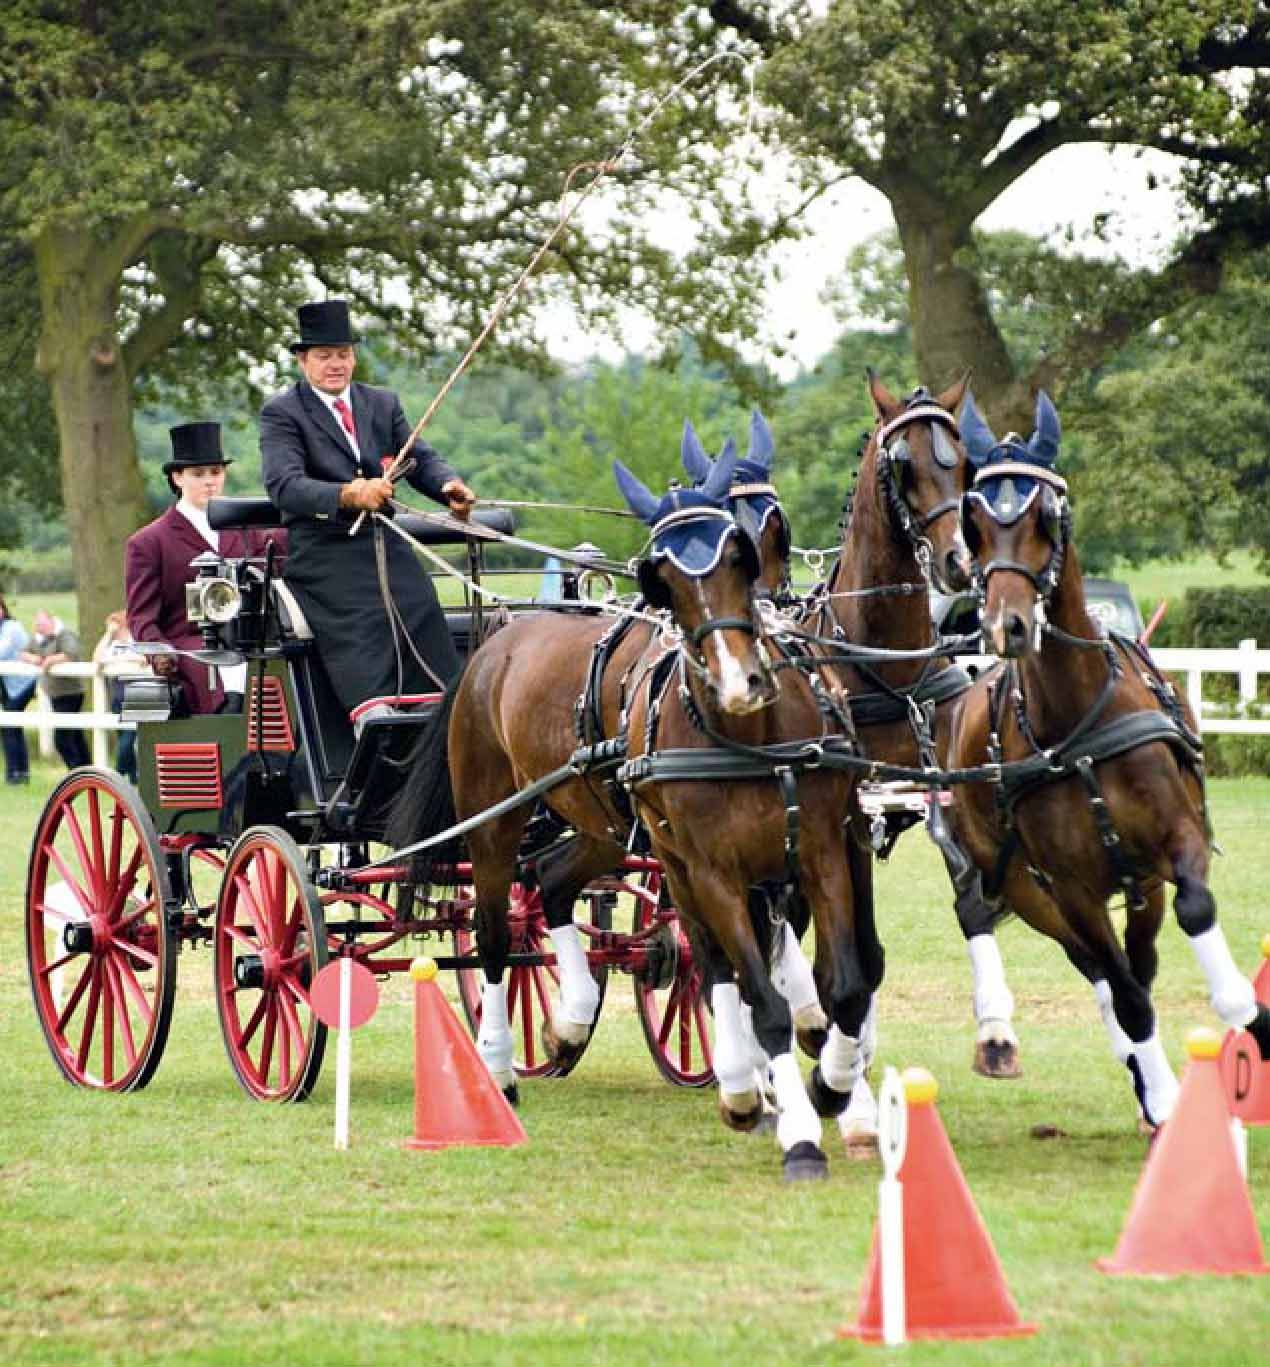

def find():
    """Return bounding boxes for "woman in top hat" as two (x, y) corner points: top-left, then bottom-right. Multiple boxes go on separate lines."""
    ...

(259, 299), (477, 716)
(125, 422), (280, 716)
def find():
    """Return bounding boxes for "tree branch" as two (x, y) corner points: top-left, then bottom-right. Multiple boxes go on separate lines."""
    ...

(122, 233), (218, 379)
(707, 1), (776, 53)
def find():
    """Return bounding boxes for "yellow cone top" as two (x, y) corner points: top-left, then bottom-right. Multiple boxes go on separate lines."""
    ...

(1261, 932), (1270, 961)
(409, 956), (439, 982)
(1185, 1026), (1222, 1059)
(901, 1066), (939, 1105)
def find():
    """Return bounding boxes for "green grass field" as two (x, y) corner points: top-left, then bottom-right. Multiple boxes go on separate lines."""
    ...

(1, 762), (1267, 1365)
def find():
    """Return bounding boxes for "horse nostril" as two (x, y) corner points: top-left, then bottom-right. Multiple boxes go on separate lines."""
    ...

(1005, 611), (1029, 649)
(748, 673), (765, 692)
(945, 549), (971, 590)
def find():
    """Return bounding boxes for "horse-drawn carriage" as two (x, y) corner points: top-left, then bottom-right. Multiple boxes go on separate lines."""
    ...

(24, 497), (712, 1101)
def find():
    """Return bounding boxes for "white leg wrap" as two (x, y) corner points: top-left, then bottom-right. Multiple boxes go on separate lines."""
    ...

(712, 983), (761, 1097)
(1132, 1031), (1179, 1127)
(1188, 925), (1257, 1028)
(968, 933), (1016, 1039)
(738, 1000), (771, 1075)
(477, 980), (515, 1085)
(857, 996), (878, 1071)
(837, 1073), (879, 1142)
(772, 923), (821, 1016)
(769, 1052), (823, 1151)
(548, 924), (600, 1028)
(818, 1024), (863, 1095)
(1093, 979), (1134, 1064)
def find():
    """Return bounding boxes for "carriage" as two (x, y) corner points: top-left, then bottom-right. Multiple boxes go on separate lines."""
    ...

(24, 497), (714, 1101)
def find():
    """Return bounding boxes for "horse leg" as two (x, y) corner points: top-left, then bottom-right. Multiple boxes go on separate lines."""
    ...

(534, 834), (623, 1071)
(926, 801), (1019, 1078)
(836, 994), (880, 1157)
(1169, 842), (1270, 1057)
(770, 913), (829, 1058)
(464, 817), (523, 1104)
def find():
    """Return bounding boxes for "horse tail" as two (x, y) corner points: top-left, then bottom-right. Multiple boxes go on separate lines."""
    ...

(386, 667), (465, 873)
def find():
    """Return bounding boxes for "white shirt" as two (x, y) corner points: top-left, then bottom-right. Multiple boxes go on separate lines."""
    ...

(313, 386), (362, 461)
(176, 498), (219, 550)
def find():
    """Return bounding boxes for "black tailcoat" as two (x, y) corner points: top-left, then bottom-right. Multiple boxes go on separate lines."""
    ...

(260, 379), (461, 710)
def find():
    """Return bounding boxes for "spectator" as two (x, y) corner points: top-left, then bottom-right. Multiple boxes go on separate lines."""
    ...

(92, 610), (148, 784)
(21, 609), (90, 770)
(0, 594), (35, 784)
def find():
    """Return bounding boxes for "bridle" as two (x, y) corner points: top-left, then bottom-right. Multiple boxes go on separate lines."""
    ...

(963, 461), (1072, 603)
(874, 397), (964, 591)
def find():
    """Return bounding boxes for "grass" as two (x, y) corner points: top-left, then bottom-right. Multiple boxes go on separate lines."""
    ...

(1, 762), (1268, 1365)
(1109, 551), (1265, 610)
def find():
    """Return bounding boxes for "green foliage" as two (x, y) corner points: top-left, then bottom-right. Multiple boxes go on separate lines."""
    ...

(1165, 586), (1270, 648)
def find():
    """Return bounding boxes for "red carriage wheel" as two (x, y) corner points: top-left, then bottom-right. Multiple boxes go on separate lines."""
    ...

(452, 881), (608, 1078)
(214, 826), (328, 1102)
(25, 768), (177, 1091)
(629, 868), (714, 1088)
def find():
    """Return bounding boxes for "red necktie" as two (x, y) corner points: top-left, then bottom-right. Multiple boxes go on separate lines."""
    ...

(333, 397), (355, 438)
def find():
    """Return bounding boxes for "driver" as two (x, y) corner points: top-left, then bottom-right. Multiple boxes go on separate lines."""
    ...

(125, 422), (280, 716)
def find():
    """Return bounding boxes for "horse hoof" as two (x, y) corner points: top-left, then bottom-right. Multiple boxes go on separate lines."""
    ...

(806, 1064), (852, 1118)
(782, 1141), (829, 1183)
(718, 1097), (764, 1133)
(748, 1108), (779, 1138)
(796, 1024), (829, 1060)
(841, 1128), (879, 1161)
(973, 1038), (1022, 1079)
(540, 1017), (593, 1075)
(502, 1081), (520, 1108)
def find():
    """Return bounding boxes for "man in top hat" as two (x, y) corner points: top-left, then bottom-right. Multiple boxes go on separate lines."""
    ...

(260, 299), (477, 716)
(125, 422), (281, 716)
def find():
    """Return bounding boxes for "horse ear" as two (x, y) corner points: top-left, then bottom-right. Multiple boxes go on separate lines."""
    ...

(680, 419), (714, 485)
(612, 458), (661, 524)
(717, 435), (737, 468)
(866, 367), (900, 419)
(1030, 390), (1061, 466)
(748, 409), (774, 472)
(701, 441), (739, 503)
(936, 369), (971, 416)
(959, 390), (998, 468)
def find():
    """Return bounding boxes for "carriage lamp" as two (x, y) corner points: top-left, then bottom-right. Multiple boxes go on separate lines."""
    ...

(185, 574), (242, 626)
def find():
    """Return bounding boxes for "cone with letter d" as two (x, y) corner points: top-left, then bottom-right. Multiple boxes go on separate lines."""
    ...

(1219, 934), (1270, 1127)
(404, 957), (527, 1151)
(1099, 1027), (1269, 1276)
(840, 1067), (1036, 1342)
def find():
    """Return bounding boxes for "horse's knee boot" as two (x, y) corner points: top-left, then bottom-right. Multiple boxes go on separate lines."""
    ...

(807, 1064), (852, 1118)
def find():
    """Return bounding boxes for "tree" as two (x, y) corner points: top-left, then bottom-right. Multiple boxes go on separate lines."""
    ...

(0, 0), (767, 630)
(709, 0), (1270, 433)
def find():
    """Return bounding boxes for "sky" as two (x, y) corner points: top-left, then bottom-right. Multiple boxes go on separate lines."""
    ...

(539, 140), (1190, 381)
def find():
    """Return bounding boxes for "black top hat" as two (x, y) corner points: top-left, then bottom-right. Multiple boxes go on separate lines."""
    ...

(290, 299), (358, 353)
(163, 422), (229, 476)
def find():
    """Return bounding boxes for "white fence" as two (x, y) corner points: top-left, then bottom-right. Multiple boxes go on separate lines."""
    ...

(2, 641), (1270, 772)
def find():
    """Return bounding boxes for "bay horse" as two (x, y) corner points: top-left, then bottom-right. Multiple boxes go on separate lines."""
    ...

(393, 433), (878, 1179)
(948, 390), (1270, 1125)
(795, 376), (1024, 1130)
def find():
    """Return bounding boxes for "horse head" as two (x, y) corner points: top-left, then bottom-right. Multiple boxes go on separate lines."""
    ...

(863, 370), (974, 592)
(680, 413), (791, 598)
(615, 437), (777, 715)
(959, 389), (1072, 658)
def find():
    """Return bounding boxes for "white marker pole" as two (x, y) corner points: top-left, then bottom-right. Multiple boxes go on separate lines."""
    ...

(1231, 1116), (1247, 1183)
(334, 956), (352, 1150)
(877, 1066), (909, 1347)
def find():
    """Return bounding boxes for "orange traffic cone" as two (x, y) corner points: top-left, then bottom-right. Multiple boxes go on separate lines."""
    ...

(840, 1069), (1036, 1342)
(404, 958), (528, 1151)
(1099, 1028), (1269, 1277)
(1221, 935), (1270, 1127)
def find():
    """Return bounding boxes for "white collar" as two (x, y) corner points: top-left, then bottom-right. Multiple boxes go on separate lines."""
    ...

(176, 498), (219, 550)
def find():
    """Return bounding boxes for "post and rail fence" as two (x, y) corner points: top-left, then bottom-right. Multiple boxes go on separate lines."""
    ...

(2, 641), (1270, 778)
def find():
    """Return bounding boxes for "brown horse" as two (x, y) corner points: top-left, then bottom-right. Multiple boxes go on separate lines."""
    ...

(393, 431), (879, 1179)
(825, 374), (1025, 1084)
(947, 390), (1270, 1125)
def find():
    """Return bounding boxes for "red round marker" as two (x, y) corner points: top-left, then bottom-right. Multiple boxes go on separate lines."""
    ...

(311, 959), (380, 1031)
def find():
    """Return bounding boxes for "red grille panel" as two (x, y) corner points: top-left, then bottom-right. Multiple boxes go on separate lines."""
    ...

(246, 675), (296, 753)
(155, 743), (223, 810)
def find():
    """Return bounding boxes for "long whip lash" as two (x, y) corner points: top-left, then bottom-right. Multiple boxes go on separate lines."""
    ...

(351, 51), (757, 534)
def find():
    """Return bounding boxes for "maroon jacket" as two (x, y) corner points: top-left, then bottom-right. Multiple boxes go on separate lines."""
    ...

(125, 505), (283, 715)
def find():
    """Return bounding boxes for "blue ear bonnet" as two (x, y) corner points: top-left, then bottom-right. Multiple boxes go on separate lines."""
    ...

(675, 410), (786, 556)
(961, 390), (1064, 523)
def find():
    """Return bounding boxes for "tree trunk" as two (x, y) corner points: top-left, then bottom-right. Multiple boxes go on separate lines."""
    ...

(33, 226), (150, 641)
(892, 198), (1035, 434)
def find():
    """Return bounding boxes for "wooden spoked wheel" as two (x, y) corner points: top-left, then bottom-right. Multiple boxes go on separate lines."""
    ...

(453, 882), (608, 1078)
(214, 827), (328, 1102)
(628, 868), (714, 1088)
(26, 769), (177, 1091)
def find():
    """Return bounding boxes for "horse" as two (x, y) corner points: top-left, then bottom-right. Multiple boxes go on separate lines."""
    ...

(947, 390), (1270, 1125)
(392, 431), (878, 1179)
(813, 372), (1024, 1086)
